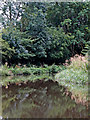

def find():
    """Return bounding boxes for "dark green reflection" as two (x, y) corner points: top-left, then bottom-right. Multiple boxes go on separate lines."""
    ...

(2, 78), (88, 118)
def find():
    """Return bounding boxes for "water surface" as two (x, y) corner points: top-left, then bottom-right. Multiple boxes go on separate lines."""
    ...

(2, 76), (88, 118)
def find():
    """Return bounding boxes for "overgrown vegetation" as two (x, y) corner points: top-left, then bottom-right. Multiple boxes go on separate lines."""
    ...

(0, 2), (89, 104)
(1, 74), (53, 86)
(0, 2), (89, 65)
(55, 54), (88, 85)
(55, 54), (88, 103)
(0, 64), (65, 76)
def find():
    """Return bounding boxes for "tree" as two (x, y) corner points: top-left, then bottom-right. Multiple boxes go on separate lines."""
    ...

(0, 30), (15, 63)
(1, 2), (89, 65)
(46, 2), (90, 56)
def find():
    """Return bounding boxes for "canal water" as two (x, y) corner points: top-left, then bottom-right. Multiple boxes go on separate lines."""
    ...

(2, 76), (88, 118)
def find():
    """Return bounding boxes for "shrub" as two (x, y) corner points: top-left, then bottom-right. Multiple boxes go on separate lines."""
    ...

(55, 54), (88, 86)
(64, 54), (88, 72)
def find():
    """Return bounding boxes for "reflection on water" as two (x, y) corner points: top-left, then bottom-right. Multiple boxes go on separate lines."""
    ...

(2, 77), (88, 118)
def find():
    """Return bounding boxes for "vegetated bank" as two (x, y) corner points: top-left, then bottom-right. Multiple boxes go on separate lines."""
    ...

(1, 54), (89, 106)
(0, 2), (89, 110)
(0, 64), (66, 86)
(0, 64), (65, 76)
(55, 54), (88, 106)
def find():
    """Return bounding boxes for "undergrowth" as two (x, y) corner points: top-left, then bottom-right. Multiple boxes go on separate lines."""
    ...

(0, 64), (66, 76)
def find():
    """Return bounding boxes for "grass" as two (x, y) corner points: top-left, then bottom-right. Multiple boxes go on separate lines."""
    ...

(1, 54), (89, 105)
(55, 69), (88, 85)
(0, 64), (66, 76)
(0, 64), (65, 87)
(55, 54), (88, 105)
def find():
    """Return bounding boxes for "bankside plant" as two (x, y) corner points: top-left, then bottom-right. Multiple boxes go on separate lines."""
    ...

(64, 54), (88, 72)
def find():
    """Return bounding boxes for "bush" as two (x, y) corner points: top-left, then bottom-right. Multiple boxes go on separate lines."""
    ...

(55, 54), (88, 86)
(64, 54), (88, 72)
(48, 64), (66, 73)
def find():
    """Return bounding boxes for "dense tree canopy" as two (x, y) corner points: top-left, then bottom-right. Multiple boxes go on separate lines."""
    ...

(1, 2), (90, 65)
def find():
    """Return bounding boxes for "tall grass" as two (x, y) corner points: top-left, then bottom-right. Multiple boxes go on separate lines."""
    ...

(64, 54), (88, 72)
(55, 54), (88, 86)
(55, 54), (88, 104)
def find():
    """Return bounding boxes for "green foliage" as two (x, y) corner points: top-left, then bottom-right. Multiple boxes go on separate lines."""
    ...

(55, 54), (88, 86)
(81, 42), (90, 55)
(0, 31), (15, 62)
(46, 2), (89, 55)
(0, 64), (65, 76)
(1, 2), (89, 64)
(56, 69), (88, 85)
(67, 55), (88, 72)
(47, 27), (70, 62)
(55, 68), (88, 103)
(1, 74), (53, 86)
(20, 3), (51, 61)
(1, 28), (35, 63)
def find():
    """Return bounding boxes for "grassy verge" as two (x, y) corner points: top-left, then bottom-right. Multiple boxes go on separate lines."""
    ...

(0, 64), (66, 76)
(55, 54), (89, 105)
(1, 54), (89, 106)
